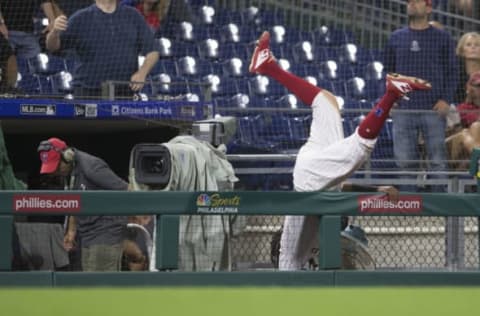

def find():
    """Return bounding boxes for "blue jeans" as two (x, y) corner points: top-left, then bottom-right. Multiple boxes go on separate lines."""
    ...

(8, 31), (41, 59)
(392, 111), (447, 192)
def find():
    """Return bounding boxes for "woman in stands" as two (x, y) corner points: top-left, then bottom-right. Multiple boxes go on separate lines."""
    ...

(455, 32), (480, 103)
(447, 71), (480, 169)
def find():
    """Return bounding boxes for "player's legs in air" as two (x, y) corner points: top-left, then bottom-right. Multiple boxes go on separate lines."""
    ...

(249, 31), (344, 149)
(249, 31), (431, 270)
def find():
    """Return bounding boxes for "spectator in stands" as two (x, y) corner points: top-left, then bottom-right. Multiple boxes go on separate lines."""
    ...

(51, 0), (92, 17)
(249, 31), (429, 270)
(383, 0), (458, 192)
(455, 32), (480, 103)
(458, 71), (480, 127)
(452, 0), (477, 19)
(0, 34), (18, 93)
(447, 71), (480, 168)
(0, 0), (56, 59)
(135, 0), (170, 33)
(122, 0), (195, 38)
(37, 137), (130, 271)
(45, 0), (159, 98)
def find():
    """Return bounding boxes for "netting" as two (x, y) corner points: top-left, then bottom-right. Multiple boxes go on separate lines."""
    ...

(5, 1), (479, 172)
(5, 0), (480, 273)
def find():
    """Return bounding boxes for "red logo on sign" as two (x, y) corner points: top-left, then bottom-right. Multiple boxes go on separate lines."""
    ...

(13, 194), (81, 212)
(358, 195), (422, 214)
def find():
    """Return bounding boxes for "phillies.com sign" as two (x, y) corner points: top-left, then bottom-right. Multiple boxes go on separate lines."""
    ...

(358, 195), (423, 214)
(13, 194), (81, 212)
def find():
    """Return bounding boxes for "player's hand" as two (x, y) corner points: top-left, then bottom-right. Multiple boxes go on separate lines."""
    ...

(130, 71), (146, 91)
(52, 15), (68, 33)
(63, 231), (76, 252)
(433, 100), (450, 117)
(377, 186), (399, 203)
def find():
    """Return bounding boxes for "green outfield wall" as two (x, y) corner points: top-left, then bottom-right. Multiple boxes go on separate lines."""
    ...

(3, 271), (480, 287)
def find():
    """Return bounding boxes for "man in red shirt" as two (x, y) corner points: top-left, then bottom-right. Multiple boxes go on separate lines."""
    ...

(458, 71), (480, 127)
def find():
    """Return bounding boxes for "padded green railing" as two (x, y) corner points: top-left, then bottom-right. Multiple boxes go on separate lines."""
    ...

(2, 190), (480, 271)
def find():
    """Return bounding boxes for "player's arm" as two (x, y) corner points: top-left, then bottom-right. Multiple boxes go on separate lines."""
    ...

(341, 182), (399, 202)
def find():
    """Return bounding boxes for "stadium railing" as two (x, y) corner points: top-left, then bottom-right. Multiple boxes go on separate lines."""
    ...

(1, 190), (480, 271)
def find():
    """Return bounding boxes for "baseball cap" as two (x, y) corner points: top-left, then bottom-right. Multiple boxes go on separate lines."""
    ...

(38, 137), (67, 174)
(469, 71), (480, 86)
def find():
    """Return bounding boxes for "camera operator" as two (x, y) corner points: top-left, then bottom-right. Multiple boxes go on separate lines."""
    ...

(37, 137), (134, 271)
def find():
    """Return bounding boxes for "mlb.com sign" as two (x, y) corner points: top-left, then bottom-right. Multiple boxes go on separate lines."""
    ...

(358, 195), (423, 214)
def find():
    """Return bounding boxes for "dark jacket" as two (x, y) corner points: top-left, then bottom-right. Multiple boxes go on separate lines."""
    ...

(69, 149), (128, 247)
(383, 25), (459, 109)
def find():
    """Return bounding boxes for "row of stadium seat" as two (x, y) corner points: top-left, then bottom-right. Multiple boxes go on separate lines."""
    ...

(159, 21), (354, 47)
(156, 38), (381, 66)
(22, 43), (382, 78)
(16, 72), (72, 96)
(227, 113), (394, 155)
(158, 3), (358, 47)
(215, 94), (377, 112)
(17, 67), (385, 103)
(139, 57), (384, 83)
(17, 45), (386, 98)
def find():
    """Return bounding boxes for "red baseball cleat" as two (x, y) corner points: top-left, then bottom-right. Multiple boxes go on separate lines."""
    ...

(386, 73), (431, 98)
(249, 31), (275, 74)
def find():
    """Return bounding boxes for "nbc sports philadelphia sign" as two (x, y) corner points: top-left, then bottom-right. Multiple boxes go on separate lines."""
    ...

(196, 193), (240, 214)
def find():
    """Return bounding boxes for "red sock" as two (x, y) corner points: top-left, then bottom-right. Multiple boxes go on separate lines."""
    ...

(357, 91), (400, 139)
(259, 61), (322, 106)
